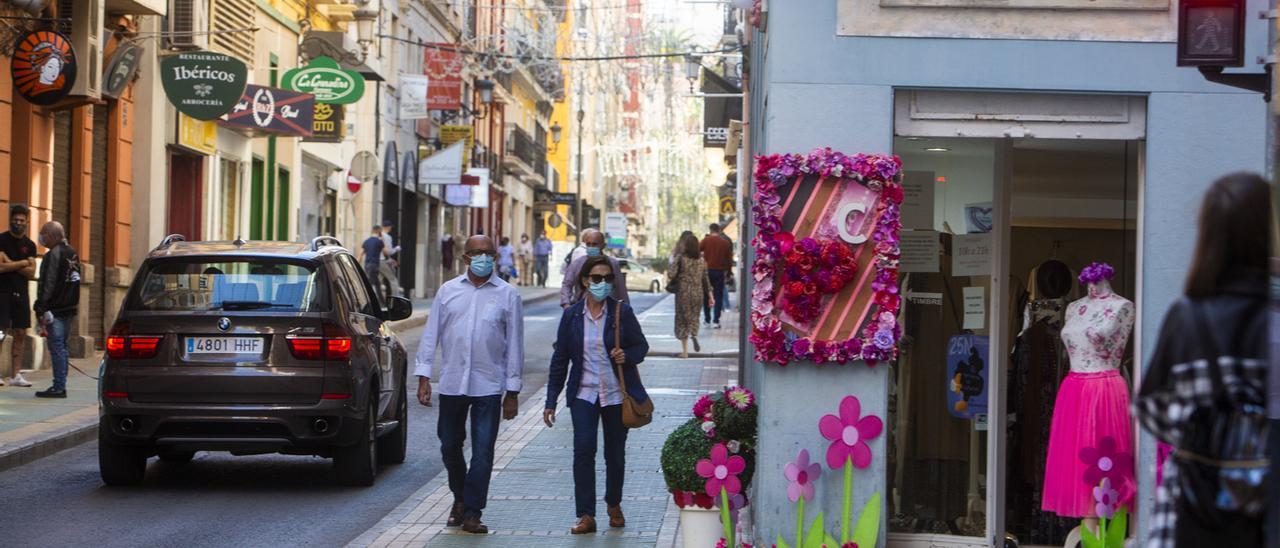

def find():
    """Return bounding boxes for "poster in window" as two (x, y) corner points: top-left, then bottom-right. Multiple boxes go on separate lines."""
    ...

(947, 334), (988, 419)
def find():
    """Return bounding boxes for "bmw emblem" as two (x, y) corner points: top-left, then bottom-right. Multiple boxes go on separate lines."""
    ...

(217, 317), (232, 332)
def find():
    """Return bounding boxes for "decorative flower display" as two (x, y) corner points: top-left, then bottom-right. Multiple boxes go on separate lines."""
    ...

(1079, 436), (1133, 491)
(750, 149), (904, 366)
(726, 386), (755, 411)
(1078, 262), (1115, 285)
(693, 394), (715, 419)
(819, 395), (884, 470)
(784, 449), (822, 503)
(697, 443), (747, 496)
(1093, 477), (1119, 519)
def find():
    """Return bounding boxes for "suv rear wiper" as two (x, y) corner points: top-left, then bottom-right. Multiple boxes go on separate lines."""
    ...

(216, 301), (277, 310)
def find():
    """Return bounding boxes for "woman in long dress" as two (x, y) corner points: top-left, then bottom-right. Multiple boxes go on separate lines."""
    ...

(670, 231), (712, 358)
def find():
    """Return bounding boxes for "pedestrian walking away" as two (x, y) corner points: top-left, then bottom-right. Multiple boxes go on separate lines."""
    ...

(670, 231), (712, 358)
(517, 234), (534, 286)
(33, 221), (80, 398)
(0, 203), (36, 388)
(533, 233), (553, 287)
(700, 223), (732, 328)
(378, 220), (401, 300)
(497, 236), (516, 282)
(1134, 172), (1270, 548)
(359, 224), (386, 289)
(543, 254), (650, 534)
(561, 228), (629, 308)
(415, 234), (524, 535)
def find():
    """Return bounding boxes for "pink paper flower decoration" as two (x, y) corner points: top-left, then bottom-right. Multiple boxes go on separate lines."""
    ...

(784, 449), (822, 502)
(1093, 477), (1119, 519)
(696, 442), (747, 496)
(818, 395), (883, 469)
(1079, 436), (1133, 490)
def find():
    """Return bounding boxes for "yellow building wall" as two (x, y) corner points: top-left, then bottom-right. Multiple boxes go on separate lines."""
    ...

(545, 0), (575, 241)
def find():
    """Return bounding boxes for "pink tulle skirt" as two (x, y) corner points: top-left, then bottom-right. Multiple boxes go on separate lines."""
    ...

(1041, 370), (1136, 518)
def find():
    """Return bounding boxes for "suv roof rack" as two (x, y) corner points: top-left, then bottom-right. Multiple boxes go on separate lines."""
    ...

(155, 234), (185, 250)
(310, 236), (343, 252)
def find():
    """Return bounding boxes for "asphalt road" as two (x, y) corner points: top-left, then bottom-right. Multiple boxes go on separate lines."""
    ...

(0, 292), (667, 548)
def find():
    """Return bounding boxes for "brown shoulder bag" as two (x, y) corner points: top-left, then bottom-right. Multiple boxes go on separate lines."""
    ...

(613, 300), (654, 428)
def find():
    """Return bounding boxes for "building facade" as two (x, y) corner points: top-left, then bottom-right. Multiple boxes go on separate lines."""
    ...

(743, 2), (1270, 547)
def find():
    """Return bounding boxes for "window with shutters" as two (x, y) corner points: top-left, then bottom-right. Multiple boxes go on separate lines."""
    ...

(209, 0), (255, 64)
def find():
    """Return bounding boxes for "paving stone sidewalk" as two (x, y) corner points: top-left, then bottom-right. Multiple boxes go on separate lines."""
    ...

(349, 295), (741, 548)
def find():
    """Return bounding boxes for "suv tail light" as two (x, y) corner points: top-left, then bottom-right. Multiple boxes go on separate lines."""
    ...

(106, 321), (163, 359)
(286, 323), (352, 361)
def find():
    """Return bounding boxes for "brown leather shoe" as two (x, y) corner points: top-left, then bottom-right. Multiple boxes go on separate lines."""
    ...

(461, 516), (488, 534)
(570, 515), (597, 535)
(447, 502), (465, 527)
(607, 505), (625, 528)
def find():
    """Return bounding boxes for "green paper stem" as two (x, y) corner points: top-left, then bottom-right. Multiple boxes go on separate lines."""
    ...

(796, 497), (805, 548)
(841, 456), (852, 545)
(721, 488), (734, 548)
(1099, 516), (1107, 547)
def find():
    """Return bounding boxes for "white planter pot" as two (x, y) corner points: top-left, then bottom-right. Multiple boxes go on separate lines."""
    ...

(680, 506), (724, 548)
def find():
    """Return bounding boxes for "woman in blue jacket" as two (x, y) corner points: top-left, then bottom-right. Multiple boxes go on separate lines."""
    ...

(542, 255), (650, 535)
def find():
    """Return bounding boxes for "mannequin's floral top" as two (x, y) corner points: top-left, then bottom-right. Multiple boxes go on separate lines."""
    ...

(1061, 289), (1135, 373)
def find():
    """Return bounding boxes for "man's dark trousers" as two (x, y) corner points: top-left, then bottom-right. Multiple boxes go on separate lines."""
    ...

(438, 394), (502, 518)
(569, 398), (627, 518)
(703, 269), (726, 324)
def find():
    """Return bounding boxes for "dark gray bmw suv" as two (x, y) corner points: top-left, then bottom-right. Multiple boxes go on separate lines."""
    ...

(98, 236), (412, 486)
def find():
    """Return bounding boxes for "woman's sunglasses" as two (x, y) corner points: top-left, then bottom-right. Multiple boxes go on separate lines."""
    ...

(587, 274), (616, 284)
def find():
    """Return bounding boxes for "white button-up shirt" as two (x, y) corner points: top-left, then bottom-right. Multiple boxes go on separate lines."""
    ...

(414, 274), (524, 397)
(575, 305), (622, 406)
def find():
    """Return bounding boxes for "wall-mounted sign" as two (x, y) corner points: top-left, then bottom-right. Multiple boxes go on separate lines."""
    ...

(446, 168), (490, 207)
(305, 102), (344, 142)
(178, 113), (217, 155)
(440, 125), (473, 167)
(399, 74), (430, 120)
(424, 44), (463, 110)
(604, 212), (627, 249)
(346, 170), (362, 194)
(11, 30), (77, 106)
(221, 84), (314, 137)
(102, 43), (142, 99)
(160, 50), (248, 121)
(419, 140), (465, 185)
(282, 56), (365, 104)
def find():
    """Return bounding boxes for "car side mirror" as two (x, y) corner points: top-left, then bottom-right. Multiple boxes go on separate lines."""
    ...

(386, 296), (413, 322)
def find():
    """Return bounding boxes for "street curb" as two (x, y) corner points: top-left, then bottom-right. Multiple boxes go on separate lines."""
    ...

(648, 351), (740, 359)
(387, 290), (560, 333)
(0, 409), (98, 474)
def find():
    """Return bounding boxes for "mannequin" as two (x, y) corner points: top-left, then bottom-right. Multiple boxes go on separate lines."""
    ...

(1041, 263), (1136, 528)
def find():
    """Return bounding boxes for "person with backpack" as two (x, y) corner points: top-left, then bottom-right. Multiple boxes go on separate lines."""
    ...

(33, 221), (80, 399)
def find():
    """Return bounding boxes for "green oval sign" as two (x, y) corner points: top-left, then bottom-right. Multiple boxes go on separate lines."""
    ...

(160, 50), (248, 121)
(282, 56), (365, 105)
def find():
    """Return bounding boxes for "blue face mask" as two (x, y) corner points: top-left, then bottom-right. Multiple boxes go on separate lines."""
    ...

(588, 281), (612, 301)
(469, 254), (495, 277)
(585, 246), (602, 257)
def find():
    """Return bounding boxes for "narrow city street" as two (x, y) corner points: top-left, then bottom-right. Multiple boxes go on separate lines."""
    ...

(0, 293), (666, 548)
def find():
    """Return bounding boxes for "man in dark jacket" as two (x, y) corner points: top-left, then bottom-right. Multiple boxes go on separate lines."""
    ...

(33, 221), (80, 398)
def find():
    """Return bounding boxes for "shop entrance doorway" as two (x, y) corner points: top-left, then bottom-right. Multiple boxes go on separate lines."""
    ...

(886, 136), (1141, 548)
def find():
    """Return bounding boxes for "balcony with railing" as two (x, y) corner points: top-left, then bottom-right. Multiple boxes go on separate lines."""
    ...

(503, 125), (547, 188)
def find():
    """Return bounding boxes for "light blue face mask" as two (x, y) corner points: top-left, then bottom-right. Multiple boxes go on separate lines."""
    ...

(585, 246), (602, 257)
(588, 281), (612, 301)
(469, 254), (495, 277)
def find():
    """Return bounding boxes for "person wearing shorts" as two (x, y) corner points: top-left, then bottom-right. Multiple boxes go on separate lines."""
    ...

(0, 204), (37, 387)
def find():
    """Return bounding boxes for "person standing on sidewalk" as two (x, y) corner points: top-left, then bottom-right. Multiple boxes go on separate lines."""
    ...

(561, 229), (628, 308)
(517, 234), (534, 287)
(358, 225), (386, 287)
(1134, 173), (1269, 547)
(543, 255), (650, 534)
(415, 234), (524, 535)
(533, 232), (552, 287)
(33, 221), (79, 399)
(379, 220), (401, 300)
(699, 223), (732, 328)
(497, 236), (515, 282)
(0, 204), (36, 388)
(671, 231), (712, 359)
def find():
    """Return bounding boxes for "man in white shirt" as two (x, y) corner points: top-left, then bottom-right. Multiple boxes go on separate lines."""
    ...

(415, 234), (524, 535)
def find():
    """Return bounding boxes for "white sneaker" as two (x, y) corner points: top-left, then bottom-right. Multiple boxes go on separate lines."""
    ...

(9, 373), (31, 387)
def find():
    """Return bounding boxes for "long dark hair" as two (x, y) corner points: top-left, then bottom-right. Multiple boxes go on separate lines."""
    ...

(1185, 172), (1270, 298)
(679, 231), (700, 260)
(579, 255), (614, 287)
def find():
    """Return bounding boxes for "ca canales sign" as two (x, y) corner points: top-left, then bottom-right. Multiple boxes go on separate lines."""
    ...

(281, 56), (365, 105)
(221, 84), (315, 137)
(160, 51), (248, 121)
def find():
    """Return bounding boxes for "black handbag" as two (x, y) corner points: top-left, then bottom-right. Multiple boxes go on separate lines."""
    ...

(1174, 300), (1270, 527)
(665, 258), (680, 294)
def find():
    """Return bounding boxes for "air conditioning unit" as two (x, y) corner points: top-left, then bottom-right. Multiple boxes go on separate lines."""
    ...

(60, 0), (104, 99)
(168, 0), (210, 51)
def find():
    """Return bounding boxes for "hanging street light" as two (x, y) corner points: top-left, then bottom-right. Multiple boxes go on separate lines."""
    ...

(353, 9), (378, 60)
(684, 54), (703, 93)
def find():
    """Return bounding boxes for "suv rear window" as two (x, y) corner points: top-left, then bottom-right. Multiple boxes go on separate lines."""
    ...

(128, 259), (329, 312)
